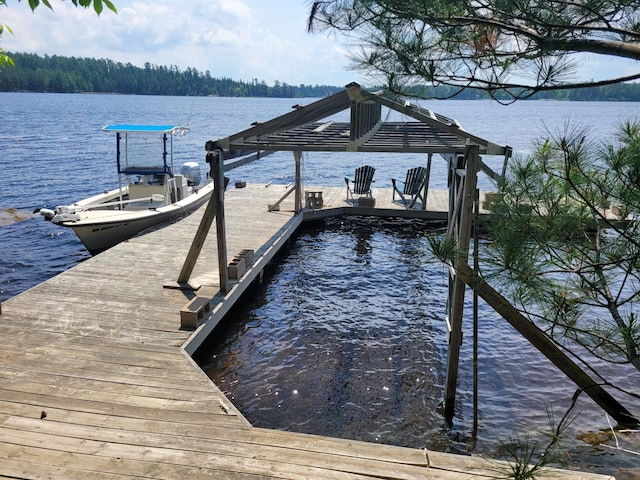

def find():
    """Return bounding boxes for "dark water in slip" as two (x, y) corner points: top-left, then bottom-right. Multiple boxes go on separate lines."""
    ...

(197, 217), (453, 449)
(2, 93), (639, 474)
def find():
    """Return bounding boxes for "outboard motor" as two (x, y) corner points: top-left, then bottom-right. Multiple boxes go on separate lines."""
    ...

(179, 162), (201, 186)
(39, 208), (56, 221)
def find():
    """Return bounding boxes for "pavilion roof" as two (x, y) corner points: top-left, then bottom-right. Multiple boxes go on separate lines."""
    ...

(209, 83), (507, 156)
(207, 83), (509, 179)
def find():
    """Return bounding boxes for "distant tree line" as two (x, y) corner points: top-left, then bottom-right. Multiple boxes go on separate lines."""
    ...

(1, 52), (640, 101)
(402, 83), (640, 101)
(0, 52), (341, 97)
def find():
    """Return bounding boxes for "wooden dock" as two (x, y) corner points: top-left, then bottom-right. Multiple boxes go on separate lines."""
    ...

(0, 184), (612, 479)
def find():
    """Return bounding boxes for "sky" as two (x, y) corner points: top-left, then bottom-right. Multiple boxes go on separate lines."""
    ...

(1, 0), (364, 86)
(1, 0), (638, 88)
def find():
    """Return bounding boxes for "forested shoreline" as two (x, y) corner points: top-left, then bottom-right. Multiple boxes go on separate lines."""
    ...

(2, 52), (640, 101)
(0, 52), (341, 97)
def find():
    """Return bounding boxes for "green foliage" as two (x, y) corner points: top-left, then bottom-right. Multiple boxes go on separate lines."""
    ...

(487, 122), (640, 372)
(427, 234), (458, 264)
(0, 0), (117, 67)
(4, 51), (640, 99)
(0, 23), (13, 67)
(308, 1), (640, 101)
(24, 0), (117, 15)
(499, 404), (576, 479)
(0, 52), (342, 97)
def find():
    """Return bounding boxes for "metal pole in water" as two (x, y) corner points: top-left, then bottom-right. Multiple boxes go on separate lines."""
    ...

(472, 188), (479, 440)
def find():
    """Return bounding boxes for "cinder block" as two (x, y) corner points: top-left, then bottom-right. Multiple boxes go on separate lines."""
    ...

(228, 257), (246, 280)
(180, 296), (212, 328)
(305, 191), (324, 209)
(358, 196), (376, 207)
(238, 249), (255, 267)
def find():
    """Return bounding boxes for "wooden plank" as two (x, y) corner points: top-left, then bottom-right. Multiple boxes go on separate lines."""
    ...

(0, 441), (273, 480)
(2, 417), (608, 480)
(0, 420), (473, 480)
(0, 401), (243, 433)
(0, 367), (216, 401)
(0, 406), (612, 480)
(0, 458), (125, 480)
(0, 377), (223, 413)
(0, 324), (186, 352)
(0, 353), (209, 388)
(0, 389), (240, 426)
(0, 311), (188, 343)
(0, 338), (195, 373)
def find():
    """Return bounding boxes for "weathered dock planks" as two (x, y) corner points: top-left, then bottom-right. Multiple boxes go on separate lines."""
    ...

(0, 184), (613, 479)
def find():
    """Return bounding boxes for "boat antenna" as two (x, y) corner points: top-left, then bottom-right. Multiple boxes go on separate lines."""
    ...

(184, 87), (196, 129)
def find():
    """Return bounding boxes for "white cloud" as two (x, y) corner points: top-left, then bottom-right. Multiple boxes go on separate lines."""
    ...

(1, 0), (360, 85)
(2, 0), (635, 87)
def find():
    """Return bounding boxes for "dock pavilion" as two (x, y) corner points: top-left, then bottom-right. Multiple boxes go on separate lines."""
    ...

(180, 82), (511, 421)
(182, 82), (636, 429)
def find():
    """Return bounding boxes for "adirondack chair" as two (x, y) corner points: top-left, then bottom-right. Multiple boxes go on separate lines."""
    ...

(392, 166), (427, 209)
(345, 165), (375, 202)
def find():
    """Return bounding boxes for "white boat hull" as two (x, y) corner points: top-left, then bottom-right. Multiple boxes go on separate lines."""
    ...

(53, 181), (214, 254)
(40, 124), (215, 254)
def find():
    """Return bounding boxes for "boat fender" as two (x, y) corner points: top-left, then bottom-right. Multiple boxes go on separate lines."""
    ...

(51, 212), (81, 224)
(39, 208), (56, 221)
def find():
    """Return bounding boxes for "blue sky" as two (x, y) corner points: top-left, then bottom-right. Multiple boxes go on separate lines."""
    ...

(2, 0), (637, 87)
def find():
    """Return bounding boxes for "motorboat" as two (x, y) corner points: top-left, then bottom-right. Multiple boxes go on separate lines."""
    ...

(39, 124), (214, 254)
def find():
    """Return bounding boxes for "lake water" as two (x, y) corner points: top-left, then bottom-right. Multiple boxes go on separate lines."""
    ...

(1, 92), (639, 475)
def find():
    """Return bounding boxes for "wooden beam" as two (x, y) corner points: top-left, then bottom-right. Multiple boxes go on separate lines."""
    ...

(444, 145), (480, 422)
(222, 150), (275, 171)
(213, 152), (229, 293)
(176, 151), (219, 286)
(422, 153), (433, 211)
(267, 185), (296, 212)
(212, 90), (351, 150)
(359, 89), (507, 157)
(454, 260), (639, 428)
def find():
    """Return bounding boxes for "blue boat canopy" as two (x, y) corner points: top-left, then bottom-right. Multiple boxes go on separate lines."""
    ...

(103, 124), (188, 134)
(103, 124), (188, 176)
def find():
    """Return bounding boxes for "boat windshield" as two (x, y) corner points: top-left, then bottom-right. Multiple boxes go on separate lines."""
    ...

(102, 125), (188, 176)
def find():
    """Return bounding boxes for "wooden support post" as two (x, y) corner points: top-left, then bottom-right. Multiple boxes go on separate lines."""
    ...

(267, 185), (296, 212)
(294, 151), (302, 214)
(444, 145), (479, 422)
(455, 260), (639, 427)
(176, 149), (228, 292)
(212, 151), (229, 293)
(177, 150), (219, 285)
(501, 146), (513, 179)
(421, 153), (432, 211)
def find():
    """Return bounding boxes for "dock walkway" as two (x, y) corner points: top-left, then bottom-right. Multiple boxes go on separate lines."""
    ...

(0, 184), (611, 479)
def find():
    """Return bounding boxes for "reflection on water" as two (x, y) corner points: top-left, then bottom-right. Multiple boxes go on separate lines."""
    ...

(195, 216), (639, 476)
(0, 208), (34, 227)
(198, 216), (457, 449)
